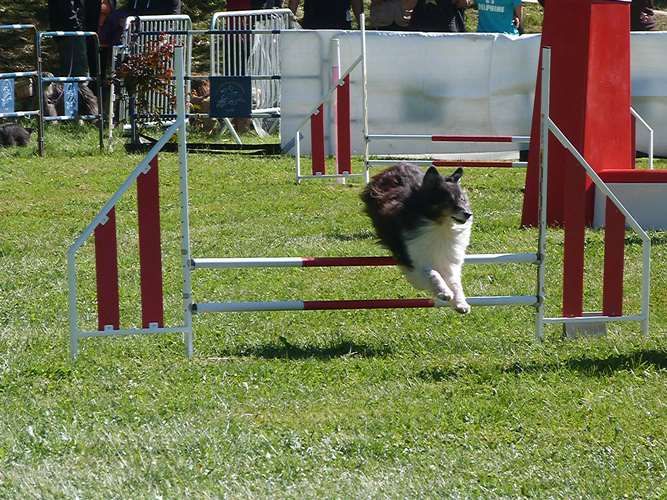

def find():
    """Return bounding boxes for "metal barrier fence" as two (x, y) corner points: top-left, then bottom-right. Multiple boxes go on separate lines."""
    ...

(109, 15), (192, 144)
(108, 11), (296, 145)
(210, 8), (297, 124)
(36, 31), (104, 156)
(0, 24), (39, 118)
(0, 24), (40, 145)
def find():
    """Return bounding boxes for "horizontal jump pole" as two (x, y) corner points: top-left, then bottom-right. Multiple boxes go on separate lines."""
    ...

(297, 173), (364, 181)
(367, 159), (526, 168)
(542, 314), (645, 325)
(368, 134), (530, 143)
(193, 295), (538, 313)
(431, 160), (527, 168)
(191, 253), (538, 269)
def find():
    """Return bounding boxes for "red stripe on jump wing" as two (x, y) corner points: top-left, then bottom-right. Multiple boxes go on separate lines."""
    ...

(431, 160), (515, 168)
(336, 75), (351, 175)
(302, 256), (397, 267)
(603, 200), (625, 317)
(137, 156), (164, 328)
(432, 135), (514, 143)
(598, 169), (667, 183)
(311, 104), (325, 175)
(94, 207), (120, 331)
(304, 298), (435, 310)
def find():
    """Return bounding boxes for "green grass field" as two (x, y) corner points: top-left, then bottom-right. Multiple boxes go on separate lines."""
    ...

(1, 126), (666, 497)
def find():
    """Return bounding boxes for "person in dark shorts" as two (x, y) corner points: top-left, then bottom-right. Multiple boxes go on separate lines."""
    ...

(404, 0), (471, 33)
(370, 0), (412, 30)
(47, 0), (99, 116)
(288, 0), (363, 29)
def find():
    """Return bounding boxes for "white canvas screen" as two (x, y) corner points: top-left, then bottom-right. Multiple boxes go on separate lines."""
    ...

(280, 30), (667, 158)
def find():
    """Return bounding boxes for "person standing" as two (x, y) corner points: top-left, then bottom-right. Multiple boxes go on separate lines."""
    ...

(475, 0), (522, 35)
(370, 0), (412, 31)
(48, 0), (89, 76)
(47, 0), (99, 116)
(407, 0), (471, 32)
(84, 0), (116, 96)
(227, 1), (285, 10)
(288, 0), (363, 29)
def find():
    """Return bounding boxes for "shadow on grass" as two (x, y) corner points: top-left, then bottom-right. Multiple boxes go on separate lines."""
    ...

(418, 350), (667, 382)
(504, 350), (667, 377)
(229, 337), (393, 360)
(327, 230), (375, 242)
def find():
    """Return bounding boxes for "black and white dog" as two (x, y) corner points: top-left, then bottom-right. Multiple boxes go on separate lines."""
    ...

(361, 163), (473, 313)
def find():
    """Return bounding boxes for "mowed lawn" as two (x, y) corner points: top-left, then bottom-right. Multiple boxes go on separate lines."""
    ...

(0, 127), (666, 497)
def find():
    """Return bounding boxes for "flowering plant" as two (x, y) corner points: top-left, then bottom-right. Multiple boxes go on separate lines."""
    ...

(116, 35), (176, 120)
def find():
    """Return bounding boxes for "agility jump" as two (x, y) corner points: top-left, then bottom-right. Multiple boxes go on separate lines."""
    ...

(294, 19), (531, 183)
(68, 2), (651, 358)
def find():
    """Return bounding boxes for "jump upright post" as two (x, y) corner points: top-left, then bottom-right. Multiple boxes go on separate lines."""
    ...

(68, 47), (192, 359)
(293, 42), (360, 183)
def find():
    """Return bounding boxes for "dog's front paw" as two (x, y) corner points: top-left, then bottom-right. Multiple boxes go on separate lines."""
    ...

(453, 301), (471, 314)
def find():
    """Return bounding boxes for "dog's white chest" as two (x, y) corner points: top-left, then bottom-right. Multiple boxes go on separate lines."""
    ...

(405, 219), (471, 270)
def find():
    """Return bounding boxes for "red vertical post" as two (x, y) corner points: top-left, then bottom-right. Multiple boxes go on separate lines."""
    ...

(603, 200), (625, 316)
(336, 75), (351, 175)
(562, 167), (587, 317)
(137, 156), (164, 328)
(311, 104), (326, 175)
(94, 208), (120, 331)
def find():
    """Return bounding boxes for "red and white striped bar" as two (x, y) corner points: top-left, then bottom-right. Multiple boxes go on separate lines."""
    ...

(431, 160), (527, 168)
(298, 173), (365, 181)
(191, 253), (538, 269)
(193, 295), (537, 313)
(367, 134), (530, 144)
(366, 159), (527, 168)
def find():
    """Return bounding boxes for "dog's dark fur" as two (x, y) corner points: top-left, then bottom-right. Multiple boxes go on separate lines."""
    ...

(361, 163), (473, 312)
(0, 124), (33, 147)
(361, 163), (472, 268)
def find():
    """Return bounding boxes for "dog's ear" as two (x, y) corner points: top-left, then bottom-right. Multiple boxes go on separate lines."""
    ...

(423, 165), (441, 189)
(449, 167), (463, 183)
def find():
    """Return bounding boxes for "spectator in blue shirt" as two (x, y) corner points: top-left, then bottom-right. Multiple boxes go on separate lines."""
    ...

(476, 0), (522, 35)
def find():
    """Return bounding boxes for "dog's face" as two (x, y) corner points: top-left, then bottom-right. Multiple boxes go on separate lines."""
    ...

(420, 166), (472, 224)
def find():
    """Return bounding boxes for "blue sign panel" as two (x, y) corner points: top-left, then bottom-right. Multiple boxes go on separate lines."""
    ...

(209, 76), (252, 118)
(0, 79), (15, 114)
(64, 83), (78, 117)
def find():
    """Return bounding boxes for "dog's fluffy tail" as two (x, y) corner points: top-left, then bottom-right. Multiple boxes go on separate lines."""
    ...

(360, 162), (421, 219)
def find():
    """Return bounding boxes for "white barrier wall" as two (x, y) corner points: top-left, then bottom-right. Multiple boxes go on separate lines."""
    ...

(280, 30), (667, 157)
